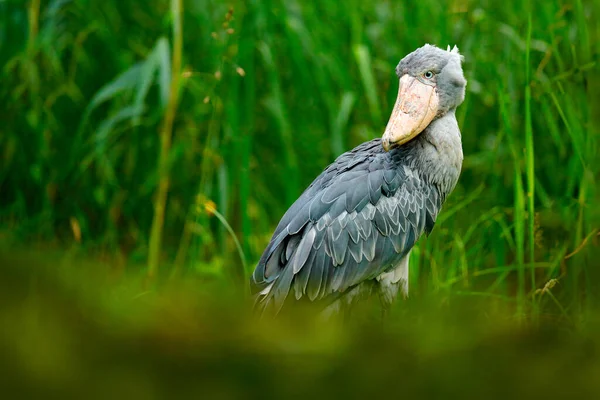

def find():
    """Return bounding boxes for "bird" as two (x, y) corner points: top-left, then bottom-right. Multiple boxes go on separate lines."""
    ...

(251, 44), (467, 317)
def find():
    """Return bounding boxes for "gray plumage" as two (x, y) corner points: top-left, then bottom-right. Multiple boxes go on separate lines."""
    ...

(251, 44), (467, 316)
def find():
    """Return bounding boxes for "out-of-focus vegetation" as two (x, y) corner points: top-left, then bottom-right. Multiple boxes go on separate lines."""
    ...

(1, 0), (599, 394)
(2, 247), (600, 398)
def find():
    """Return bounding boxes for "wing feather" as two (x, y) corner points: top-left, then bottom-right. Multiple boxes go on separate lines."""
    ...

(307, 249), (327, 301)
(292, 227), (316, 273)
(251, 139), (443, 314)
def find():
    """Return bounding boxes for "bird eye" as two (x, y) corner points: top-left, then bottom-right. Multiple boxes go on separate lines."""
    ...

(424, 71), (434, 79)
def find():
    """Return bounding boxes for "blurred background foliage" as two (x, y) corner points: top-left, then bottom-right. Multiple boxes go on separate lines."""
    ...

(1, 0), (600, 394)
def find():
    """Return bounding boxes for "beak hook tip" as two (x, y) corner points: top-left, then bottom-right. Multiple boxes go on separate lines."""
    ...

(382, 138), (391, 152)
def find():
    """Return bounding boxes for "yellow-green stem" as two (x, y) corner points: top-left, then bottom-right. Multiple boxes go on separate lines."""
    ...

(525, 14), (536, 297)
(27, 0), (40, 53)
(147, 0), (183, 279)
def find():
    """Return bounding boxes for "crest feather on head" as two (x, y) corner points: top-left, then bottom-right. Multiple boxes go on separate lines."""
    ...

(446, 44), (464, 62)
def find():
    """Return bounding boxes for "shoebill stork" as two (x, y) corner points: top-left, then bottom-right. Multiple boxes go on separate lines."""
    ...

(251, 44), (467, 316)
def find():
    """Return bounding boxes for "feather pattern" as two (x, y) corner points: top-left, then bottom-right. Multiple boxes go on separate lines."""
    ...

(251, 138), (448, 315)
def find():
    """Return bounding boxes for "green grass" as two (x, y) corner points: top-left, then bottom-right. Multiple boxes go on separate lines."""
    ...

(1, 0), (600, 392)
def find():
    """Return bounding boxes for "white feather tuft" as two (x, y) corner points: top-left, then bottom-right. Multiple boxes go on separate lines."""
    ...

(447, 44), (465, 62)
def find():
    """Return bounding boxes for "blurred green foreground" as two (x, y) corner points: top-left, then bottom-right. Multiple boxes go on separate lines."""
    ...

(1, 0), (600, 396)
(2, 247), (600, 398)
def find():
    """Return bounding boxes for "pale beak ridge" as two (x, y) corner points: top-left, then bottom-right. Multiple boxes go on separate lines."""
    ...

(382, 75), (439, 151)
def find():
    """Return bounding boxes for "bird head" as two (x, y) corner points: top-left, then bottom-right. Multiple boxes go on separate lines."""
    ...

(382, 44), (467, 151)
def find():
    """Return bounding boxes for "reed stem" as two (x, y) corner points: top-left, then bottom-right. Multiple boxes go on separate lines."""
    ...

(147, 0), (183, 279)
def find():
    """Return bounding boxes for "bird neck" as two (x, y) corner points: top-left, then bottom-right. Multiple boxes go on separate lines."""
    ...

(407, 110), (464, 201)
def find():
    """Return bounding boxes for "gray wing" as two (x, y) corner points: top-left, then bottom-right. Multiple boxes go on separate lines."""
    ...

(251, 139), (441, 315)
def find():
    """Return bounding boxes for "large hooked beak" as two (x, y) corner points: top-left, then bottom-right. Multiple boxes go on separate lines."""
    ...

(382, 74), (439, 151)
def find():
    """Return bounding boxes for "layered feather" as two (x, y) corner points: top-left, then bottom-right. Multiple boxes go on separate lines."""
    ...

(251, 139), (442, 315)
